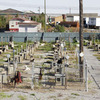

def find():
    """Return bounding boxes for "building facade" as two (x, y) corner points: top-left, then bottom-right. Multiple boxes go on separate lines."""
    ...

(9, 18), (41, 32)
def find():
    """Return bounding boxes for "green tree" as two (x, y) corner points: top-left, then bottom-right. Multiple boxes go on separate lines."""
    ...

(54, 25), (65, 32)
(0, 16), (6, 28)
(31, 16), (36, 21)
(31, 13), (45, 29)
(15, 13), (19, 18)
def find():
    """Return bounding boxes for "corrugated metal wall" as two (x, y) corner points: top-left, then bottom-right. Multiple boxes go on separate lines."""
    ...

(0, 32), (99, 42)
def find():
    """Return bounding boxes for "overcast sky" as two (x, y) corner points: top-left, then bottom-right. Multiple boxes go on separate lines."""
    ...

(0, 0), (100, 14)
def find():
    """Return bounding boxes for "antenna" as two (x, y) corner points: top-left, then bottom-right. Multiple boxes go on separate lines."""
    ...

(69, 8), (71, 14)
(38, 7), (40, 14)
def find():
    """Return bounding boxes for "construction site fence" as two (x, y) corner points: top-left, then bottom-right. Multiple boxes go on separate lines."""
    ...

(0, 32), (100, 42)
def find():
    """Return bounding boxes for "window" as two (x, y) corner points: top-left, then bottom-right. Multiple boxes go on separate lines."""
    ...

(57, 78), (60, 81)
(11, 25), (14, 27)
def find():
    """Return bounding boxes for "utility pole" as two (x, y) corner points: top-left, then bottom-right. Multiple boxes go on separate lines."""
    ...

(69, 8), (71, 14)
(44, 0), (46, 32)
(38, 7), (40, 14)
(79, 0), (84, 82)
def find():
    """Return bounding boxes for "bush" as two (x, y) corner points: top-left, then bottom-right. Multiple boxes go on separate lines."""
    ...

(54, 25), (65, 32)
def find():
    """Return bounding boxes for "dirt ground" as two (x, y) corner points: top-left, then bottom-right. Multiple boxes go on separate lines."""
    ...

(0, 44), (100, 100)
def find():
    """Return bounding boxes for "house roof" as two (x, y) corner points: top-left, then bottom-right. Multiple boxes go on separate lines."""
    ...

(66, 13), (98, 18)
(0, 8), (24, 14)
(10, 18), (39, 25)
(11, 18), (26, 21)
(18, 21), (39, 25)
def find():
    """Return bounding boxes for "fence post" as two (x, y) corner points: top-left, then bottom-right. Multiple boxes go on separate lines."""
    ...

(65, 66), (67, 89)
(1, 74), (3, 88)
(31, 61), (34, 90)
(85, 63), (88, 92)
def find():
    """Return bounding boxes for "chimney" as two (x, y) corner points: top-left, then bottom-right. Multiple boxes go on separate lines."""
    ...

(62, 14), (66, 21)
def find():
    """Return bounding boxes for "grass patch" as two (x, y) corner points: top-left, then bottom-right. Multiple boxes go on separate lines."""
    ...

(42, 64), (50, 68)
(0, 59), (5, 62)
(30, 93), (35, 96)
(18, 95), (27, 100)
(93, 54), (100, 60)
(88, 46), (93, 49)
(37, 42), (53, 52)
(0, 92), (13, 99)
(88, 80), (92, 84)
(71, 93), (80, 96)
(97, 56), (100, 60)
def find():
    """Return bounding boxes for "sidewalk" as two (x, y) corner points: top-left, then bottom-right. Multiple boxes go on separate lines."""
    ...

(84, 47), (100, 89)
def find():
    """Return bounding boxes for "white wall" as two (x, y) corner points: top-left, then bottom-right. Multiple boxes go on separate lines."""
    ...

(19, 25), (38, 32)
(19, 27), (26, 32)
(37, 23), (41, 32)
(66, 16), (79, 22)
(85, 17), (89, 24)
(89, 18), (96, 26)
(66, 16), (73, 21)
(9, 20), (20, 29)
(27, 27), (37, 32)
(96, 18), (100, 26)
(74, 16), (79, 22)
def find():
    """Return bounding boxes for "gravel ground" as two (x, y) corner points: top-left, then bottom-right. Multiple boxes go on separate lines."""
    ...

(0, 47), (100, 100)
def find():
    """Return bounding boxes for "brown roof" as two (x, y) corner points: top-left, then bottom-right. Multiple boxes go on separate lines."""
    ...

(11, 18), (25, 21)
(0, 8), (24, 14)
(10, 18), (40, 24)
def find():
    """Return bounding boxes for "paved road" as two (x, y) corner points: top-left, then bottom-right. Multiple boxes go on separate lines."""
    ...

(84, 47), (100, 89)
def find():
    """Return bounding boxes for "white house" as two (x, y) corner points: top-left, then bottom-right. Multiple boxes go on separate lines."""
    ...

(66, 13), (100, 28)
(66, 16), (79, 22)
(89, 17), (100, 28)
(18, 21), (41, 32)
(9, 18), (24, 32)
(9, 18), (41, 32)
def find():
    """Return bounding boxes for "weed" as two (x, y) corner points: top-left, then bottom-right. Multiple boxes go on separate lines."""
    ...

(71, 93), (80, 96)
(0, 92), (13, 99)
(30, 93), (35, 96)
(18, 95), (27, 100)
(88, 80), (92, 84)
(37, 42), (53, 52)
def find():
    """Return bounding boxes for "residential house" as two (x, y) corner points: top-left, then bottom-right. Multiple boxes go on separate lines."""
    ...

(9, 18), (41, 32)
(66, 13), (100, 28)
(0, 8), (39, 20)
(89, 17), (100, 29)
